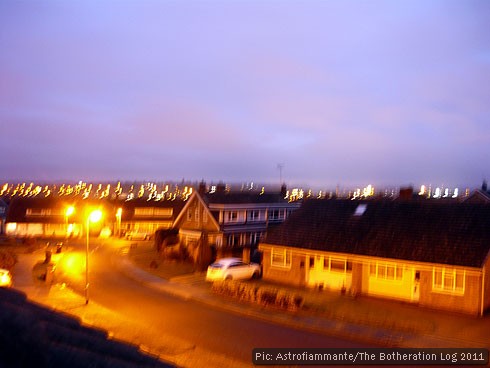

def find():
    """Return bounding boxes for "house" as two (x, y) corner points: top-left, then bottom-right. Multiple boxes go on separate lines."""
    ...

(0, 197), (8, 234)
(113, 192), (222, 259)
(113, 197), (187, 237)
(464, 181), (490, 204)
(202, 185), (301, 258)
(259, 199), (490, 316)
(5, 197), (113, 238)
(465, 190), (490, 204)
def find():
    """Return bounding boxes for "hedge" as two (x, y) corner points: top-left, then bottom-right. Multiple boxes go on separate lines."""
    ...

(212, 281), (304, 312)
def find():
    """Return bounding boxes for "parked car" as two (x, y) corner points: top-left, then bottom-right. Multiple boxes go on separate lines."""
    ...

(0, 268), (12, 288)
(125, 231), (151, 241)
(206, 257), (261, 281)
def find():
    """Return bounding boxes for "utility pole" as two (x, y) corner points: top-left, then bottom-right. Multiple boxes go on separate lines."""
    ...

(277, 163), (284, 185)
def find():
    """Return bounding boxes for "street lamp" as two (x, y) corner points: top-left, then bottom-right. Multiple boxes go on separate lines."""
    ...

(65, 206), (75, 238)
(85, 209), (102, 305)
(116, 208), (122, 238)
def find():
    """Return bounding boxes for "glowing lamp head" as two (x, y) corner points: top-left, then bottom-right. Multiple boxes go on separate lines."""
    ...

(66, 206), (75, 217)
(89, 209), (103, 223)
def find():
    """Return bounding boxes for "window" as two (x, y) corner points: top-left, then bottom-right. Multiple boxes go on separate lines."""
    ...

(26, 208), (57, 216)
(370, 262), (403, 281)
(135, 207), (172, 217)
(271, 248), (291, 268)
(227, 211), (238, 222)
(202, 210), (208, 223)
(135, 208), (153, 216)
(330, 259), (346, 271)
(321, 257), (352, 272)
(194, 208), (200, 222)
(248, 210), (261, 222)
(153, 208), (173, 216)
(433, 268), (465, 294)
(269, 209), (285, 221)
(250, 232), (262, 244)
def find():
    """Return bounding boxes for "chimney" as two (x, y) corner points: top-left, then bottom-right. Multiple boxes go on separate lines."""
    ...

(216, 182), (226, 193)
(198, 180), (207, 195)
(399, 186), (414, 200)
(280, 183), (287, 197)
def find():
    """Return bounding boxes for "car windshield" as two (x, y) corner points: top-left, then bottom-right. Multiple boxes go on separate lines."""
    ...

(209, 263), (224, 269)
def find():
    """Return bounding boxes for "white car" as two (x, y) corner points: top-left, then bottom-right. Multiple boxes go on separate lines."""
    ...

(206, 257), (261, 281)
(0, 268), (12, 288)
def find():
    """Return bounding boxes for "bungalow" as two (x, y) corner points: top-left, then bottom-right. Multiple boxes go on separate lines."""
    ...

(259, 199), (490, 316)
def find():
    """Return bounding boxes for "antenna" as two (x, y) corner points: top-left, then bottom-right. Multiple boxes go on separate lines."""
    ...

(277, 163), (284, 185)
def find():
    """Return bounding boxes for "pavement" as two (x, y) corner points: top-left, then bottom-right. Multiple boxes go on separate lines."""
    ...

(10, 241), (490, 366)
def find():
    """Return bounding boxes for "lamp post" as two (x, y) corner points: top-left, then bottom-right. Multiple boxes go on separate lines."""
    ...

(116, 208), (122, 238)
(85, 209), (102, 305)
(65, 206), (75, 238)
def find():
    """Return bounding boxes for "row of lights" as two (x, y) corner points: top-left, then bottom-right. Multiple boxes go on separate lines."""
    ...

(1, 181), (196, 202)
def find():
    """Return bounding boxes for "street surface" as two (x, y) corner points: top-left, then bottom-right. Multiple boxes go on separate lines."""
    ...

(56, 239), (379, 366)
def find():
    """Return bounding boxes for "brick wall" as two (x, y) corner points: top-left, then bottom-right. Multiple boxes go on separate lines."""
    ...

(419, 270), (482, 316)
(261, 248), (305, 286)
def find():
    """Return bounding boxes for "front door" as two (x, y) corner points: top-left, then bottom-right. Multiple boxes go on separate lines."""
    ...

(412, 270), (420, 302)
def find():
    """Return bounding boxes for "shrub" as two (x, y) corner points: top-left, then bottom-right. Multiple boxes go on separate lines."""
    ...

(212, 280), (304, 312)
(0, 251), (17, 270)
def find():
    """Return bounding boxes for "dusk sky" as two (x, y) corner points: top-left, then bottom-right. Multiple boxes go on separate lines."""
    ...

(1, 0), (489, 190)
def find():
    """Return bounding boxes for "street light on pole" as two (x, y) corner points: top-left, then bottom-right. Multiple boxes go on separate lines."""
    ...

(65, 206), (75, 238)
(116, 208), (122, 238)
(85, 209), (102, 305)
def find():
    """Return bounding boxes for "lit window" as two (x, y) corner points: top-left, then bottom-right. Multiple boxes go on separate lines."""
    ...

(370, 262), (403, 281)
(271, 249), (291, 268)
(433, 268), (465, 294)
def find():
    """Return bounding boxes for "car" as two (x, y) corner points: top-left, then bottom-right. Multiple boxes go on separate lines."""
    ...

(125, 231), (151, 240)
(206, 257), (261, 281)
(0, 269), (12, 288)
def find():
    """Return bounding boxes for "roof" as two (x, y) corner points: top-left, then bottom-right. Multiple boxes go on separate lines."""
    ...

(464, 189), (490, 204)
(0, 288), (172, 367)
(264, 199), (490, 268)
(204, 192), (288, 204)
(6, 197), (114, 224)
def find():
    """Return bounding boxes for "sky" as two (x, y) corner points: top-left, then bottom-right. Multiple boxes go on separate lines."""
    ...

(1, 0), (489, 190)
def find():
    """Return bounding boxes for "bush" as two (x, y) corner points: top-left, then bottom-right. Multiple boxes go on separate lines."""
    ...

(0, 251), (17, 270)
(212, 281), (303, 312)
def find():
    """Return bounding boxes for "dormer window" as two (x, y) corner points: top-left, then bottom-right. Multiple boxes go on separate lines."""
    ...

(354, 204), (367, 216)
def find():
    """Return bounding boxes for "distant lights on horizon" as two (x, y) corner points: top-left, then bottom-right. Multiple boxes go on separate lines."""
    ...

(419, 185), (460, 199)
(0, 180), (473, 202)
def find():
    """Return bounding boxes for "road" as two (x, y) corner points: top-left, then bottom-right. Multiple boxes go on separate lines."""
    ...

(57, 239), (381, 366)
